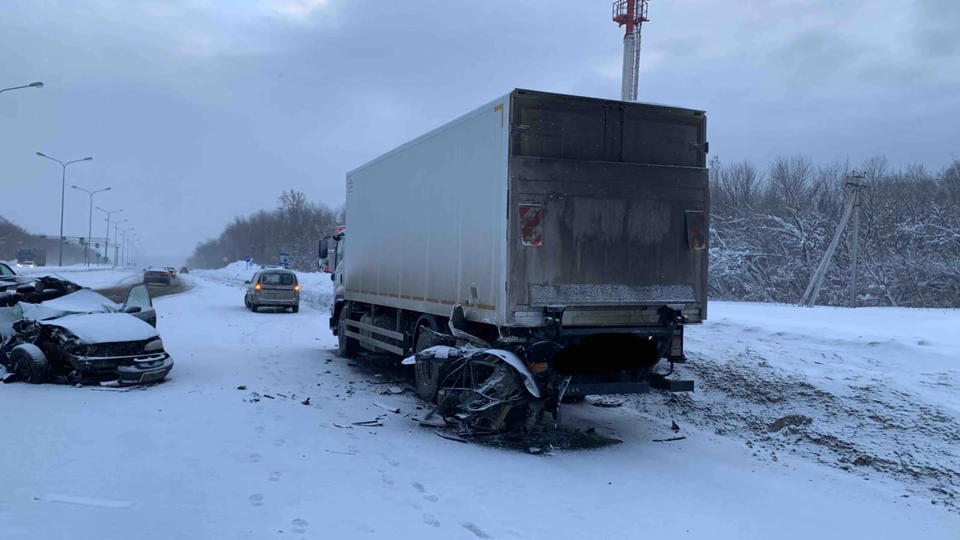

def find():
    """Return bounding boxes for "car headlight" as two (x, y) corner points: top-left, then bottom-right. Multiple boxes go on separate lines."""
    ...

(144, 338), (164, 352)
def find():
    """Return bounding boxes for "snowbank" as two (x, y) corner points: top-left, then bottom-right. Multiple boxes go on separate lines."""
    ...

(192, 261), (333, 310)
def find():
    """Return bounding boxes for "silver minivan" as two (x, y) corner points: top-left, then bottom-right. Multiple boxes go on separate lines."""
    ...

(244, 269), (300, 313)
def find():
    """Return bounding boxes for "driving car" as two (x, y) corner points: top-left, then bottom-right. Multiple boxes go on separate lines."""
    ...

(244, 268), (300, 313)
(179, 266), (190, 275)
(144, 265), (172, 285)
(0, 279), (173, 385)
(16, 261), (35, 269)
(166, 267), (178, 280)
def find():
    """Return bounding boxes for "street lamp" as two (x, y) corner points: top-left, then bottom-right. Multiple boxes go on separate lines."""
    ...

(112, 219), (127, 268)
(72, 185), (110, 266)
(97, 207), (122, 266)
(36, 152), (93, 266)
(119, 227), (134, 268)
(0, 81), (44, 95)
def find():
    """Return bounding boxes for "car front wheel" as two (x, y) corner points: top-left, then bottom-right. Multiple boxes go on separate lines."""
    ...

(10, 343), (49, 384)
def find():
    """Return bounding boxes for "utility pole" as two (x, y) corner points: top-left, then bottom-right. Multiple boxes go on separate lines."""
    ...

(847, 173), (867, 307)
(800, 171), (866, 307)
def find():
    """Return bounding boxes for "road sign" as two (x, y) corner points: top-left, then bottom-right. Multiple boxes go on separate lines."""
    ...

(279, 252), (289, 268)
(244, 256), (252, 263)
(223, 257), (228, 262)
(95, 242), (100, 249)
(96, 253), (101, 258)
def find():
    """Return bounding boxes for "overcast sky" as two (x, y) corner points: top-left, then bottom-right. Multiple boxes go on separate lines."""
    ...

(1, 0), (957, 264)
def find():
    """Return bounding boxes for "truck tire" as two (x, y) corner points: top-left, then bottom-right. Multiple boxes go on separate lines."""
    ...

(414, 332), (442, 402)
(10, 343), (50, 384)
(337, 308), (359, 357)
(292, 304), (299, 313)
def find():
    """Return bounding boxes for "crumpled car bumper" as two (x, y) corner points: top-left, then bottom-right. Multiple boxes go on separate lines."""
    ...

(67, 352), (174, 384)
(117, 355), (174, 384)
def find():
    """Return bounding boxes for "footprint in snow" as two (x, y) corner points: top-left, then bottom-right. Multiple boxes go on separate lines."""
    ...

(273, 438), (286, 447)
(461, 522), (494, 539)
(250, 453), (262, 463)
(382, 474), (395, 485)
(413, 482), (438, 502)
(291, 518), (308, 534)
(422, 513), (440, 527)
(268, 471), (282, 482)
(255, 426), (266, 434)
(249, 493), (264, 506)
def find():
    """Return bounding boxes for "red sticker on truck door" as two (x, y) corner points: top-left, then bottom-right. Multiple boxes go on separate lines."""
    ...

(519, 204), (543, 246)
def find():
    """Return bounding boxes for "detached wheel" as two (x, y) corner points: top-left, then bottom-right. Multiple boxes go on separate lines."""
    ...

(337, 308), (359, 357)
(10, 344), (50, 384)
(413, 332), (442, 402)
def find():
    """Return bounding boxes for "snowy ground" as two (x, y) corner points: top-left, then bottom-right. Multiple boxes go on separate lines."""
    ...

(13, 264), (140, 290)
(0, 279), (957, 539)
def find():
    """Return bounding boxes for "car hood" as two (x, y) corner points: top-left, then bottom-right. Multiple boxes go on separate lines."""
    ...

(39, 312), (159, 344)
(19, 289), (119, 321)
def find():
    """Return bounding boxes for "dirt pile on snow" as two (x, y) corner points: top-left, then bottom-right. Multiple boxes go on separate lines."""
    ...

(648, 302), (960, 510)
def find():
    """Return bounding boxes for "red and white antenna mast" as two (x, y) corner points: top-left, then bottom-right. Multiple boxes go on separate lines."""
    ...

(612, 0), (650, 101)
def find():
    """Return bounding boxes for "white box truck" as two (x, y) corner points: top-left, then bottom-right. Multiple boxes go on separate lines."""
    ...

(321, 89), (708, 431)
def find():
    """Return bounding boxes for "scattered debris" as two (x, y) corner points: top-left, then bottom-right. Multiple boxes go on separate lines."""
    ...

(352, 419), (383, 427)
(528, 446), (543, 454)
(653, 436), (687, 443)
(301, 397), (311, 406)
(324, 450), (356, 456)
(236, 385), (247, 390)
(671, 421), (681, 432)
(277, 393), (288, 398)
(383, 386), (404, 395)
(100, 380), (120, 388)
(374, 402), (400, 414)
(333, 423), (352, 429)
(416, 410), (448, 428)
(436, 431), (468, 443)
(263, 394), (275, 399)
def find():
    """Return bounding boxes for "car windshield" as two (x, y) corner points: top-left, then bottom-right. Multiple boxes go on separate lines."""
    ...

(261, 272), (294, 286)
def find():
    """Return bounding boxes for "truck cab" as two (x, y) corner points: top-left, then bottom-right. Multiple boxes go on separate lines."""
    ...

(319, 227), (346, 331)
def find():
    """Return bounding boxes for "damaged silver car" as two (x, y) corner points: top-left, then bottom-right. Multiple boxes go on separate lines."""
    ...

(0, 277), (173, 385)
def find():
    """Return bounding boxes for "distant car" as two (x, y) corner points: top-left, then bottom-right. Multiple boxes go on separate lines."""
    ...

(166, 267), (177, 280)
(179, 267), (189, 275)
(143, 266), (172, 286)
(17, 261), (35, 269)
(244, 269), (300, 313)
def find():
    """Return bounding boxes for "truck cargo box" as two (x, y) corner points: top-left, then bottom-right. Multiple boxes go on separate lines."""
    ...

(345, 89), (708, 330)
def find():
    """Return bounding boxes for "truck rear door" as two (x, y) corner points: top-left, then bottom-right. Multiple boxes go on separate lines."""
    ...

(506, 90), (708, 327)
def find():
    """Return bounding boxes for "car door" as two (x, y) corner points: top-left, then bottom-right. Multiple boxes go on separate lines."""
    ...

(122, 283), (157, 327)
(0, 263), (17, 288)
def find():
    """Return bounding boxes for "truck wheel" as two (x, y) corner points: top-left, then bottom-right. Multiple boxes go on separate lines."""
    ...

(414, 333), (442, 402)
(10, 343), (50, 384)
(337, 308), (359, 357)
(292, 305), (299, 313)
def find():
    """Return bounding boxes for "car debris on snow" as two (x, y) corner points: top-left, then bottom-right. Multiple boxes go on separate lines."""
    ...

(653, 436), (686, 443)
(374, 401), (400, 414)
(301, 397), (310, 405)
(236, 385), (247, 390)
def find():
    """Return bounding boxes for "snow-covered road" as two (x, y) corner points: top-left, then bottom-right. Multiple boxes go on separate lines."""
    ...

(0, 277), (956, 539)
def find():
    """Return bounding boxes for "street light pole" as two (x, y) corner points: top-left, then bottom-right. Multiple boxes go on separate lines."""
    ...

(36, 152), (93, 266)
(112, 220), (127, 268)
(97, 208), (123, 266)
(72, 186), (111, 266)
(0, 81), (44, 95)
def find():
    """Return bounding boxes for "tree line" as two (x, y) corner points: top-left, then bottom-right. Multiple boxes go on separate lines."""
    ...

(189, 155), (960, 309)
(185, 190), (343, 271)
(0, 216), (88, 265)
(710, 155), (960, 308)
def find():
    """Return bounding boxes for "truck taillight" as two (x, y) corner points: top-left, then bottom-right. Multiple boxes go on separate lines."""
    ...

(669, 327), (684, 360)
